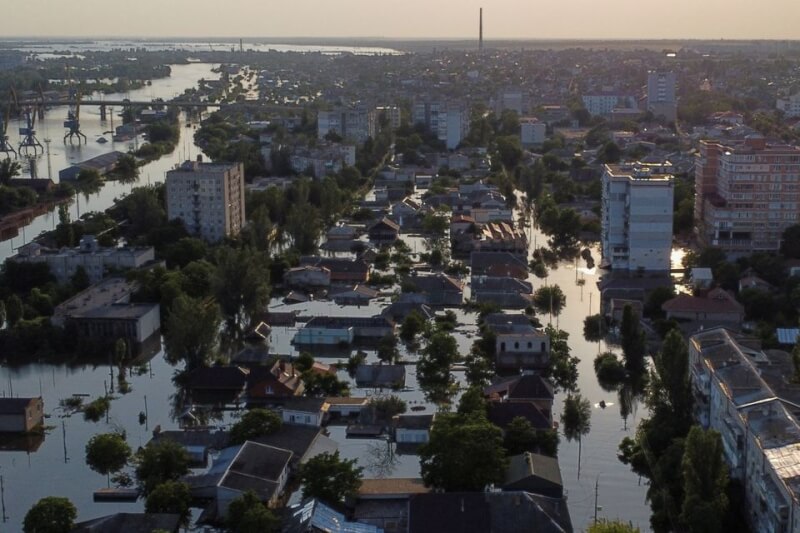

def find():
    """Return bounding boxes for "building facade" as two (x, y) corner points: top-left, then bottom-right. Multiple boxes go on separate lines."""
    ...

(694, 137), (800, 255)
(166, 160), (246, 243)
(601, 163), (674, 271)
(317, 107), (376, 143)
(646, 70), (677, 121)
(520, 119), (546, 147)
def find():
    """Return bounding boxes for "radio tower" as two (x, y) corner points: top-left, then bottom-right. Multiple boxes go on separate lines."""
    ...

(479, 8), (484, 53)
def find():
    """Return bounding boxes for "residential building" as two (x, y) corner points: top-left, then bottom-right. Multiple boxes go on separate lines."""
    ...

(284, 499), (381, 533)
(368, 217), (401, 244)
(471, 252), (529, 279)
(483, 314), (550, 371)
(471, 276), (533, 309)
(661, 288), (745, 326)
(495, 87), (526, 115)
(394, 414), (435, 444)
(300, 256), (370, 283)
(50, 277), (160, 351)
(503, 452), (564, 499)
(166, 159), (245, 242)
(694, 137), (800, 255)
(331, 285), (379, 306)
(647, 70), (677, 121)
(777, 93), (800, 118)
(0, 397), (44, 433)
(473, 221), (528, 256)
(601, 162), (674, 271)
(375, 105), (402, 130)
(294, 316), (394, 346)
(284, 265), (331, 289)
(582, 92), (637, 116)
(355, 364), (406, 388)
(72, 513), (181, 533)
(484, 374), (555, 425)
(289, 142), (356, 178)
(317, 106), (376, 143)
(520, 118), (547, 147)
(413, 101), (469, 149)
(246, 360), (304, 402)
(355, 478), (430, 533)
(11, 235), (154, 284)
(280, 397), (329, 427)
(689, 328), (800, 533)
(404, 273), (464, 306)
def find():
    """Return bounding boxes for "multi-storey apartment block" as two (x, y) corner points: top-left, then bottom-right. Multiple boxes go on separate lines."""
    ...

(601, 162), (674, 271)
(695, 136), (800, 255)
(166, 159), (246, 243)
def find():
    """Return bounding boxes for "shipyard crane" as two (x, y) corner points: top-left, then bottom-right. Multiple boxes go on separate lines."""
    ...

(0, 103), (17, 159)
(19, 106), (44, 156)
(64, 90), (86, 144)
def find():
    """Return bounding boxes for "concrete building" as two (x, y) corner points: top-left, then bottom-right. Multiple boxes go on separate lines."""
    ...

(495, 87), (526, 115)
(777, 93), (800, 118)
(289, 142), (356, 178)
(413, 101), (469, 150)
(695, 137), (800, 255)
(166, 159), (245, 243)
(520, 119), (546, 147)
(51, 277), (160, 350)
(375, 105), (402, 130)
(11, 235), (154, 284)
(647, 71), (677, 121)
(483, 313), (550, 370)
(317, 106), (376, 143)
(689, 328), (800, 533)
(601, 162), (674, 271)
(582, 92), (637, 116)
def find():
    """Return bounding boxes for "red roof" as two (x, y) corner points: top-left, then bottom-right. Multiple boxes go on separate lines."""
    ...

(662, 288), (744, 315)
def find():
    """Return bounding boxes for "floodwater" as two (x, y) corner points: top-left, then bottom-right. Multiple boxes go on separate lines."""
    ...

(0, 62), (220, 262)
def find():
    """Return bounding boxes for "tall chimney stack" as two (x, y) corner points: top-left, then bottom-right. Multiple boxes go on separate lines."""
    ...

(479, 8), (484, 53)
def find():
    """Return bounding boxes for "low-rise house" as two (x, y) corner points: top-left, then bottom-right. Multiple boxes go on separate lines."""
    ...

(471, 276), (533, 309)
(368, 217), (401, 244)
(608, 298), (643, 323)
(473, 222), (528, 256)
(739, 273), (774, 293)
(331, 285), (379, 306)
(390, 199), (423, 229)
(186, 366), (249, 403)
(252, 424), (338, 466)
(281, 397), (329, 427)
(72, 513), (181, 533)
(355, 364), (406, 388)
(394, 414), (435, 444)
(355, 478), (431, 533)
(326, 224), (358, 241)
(381, 294), (435, 322)
(246, 360), (304, 403)
(186, 441), (292, 516)
(691, 267), (714, 290)
(300, 256), (370, 283)
(483, 314), (550, 370)
(284, 499), (381, 533)
(404, 273), (464, 306)
(0, 397), (43, 433)
(471, 252), (529, 279)
(662, 287), (745, 324)
(150, 428), (229, 467)
(487, 401), (552, 432)
(294, 316), (394, 346)
(503, 452), (564, 499)
(326, 397), (370, 418)
(408, 491), (573, 533)
(485, 374), (555, 426)
(284, 266), (331, 289)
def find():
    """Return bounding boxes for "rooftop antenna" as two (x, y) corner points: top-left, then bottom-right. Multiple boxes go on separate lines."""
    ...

(479, 8), (483, 54)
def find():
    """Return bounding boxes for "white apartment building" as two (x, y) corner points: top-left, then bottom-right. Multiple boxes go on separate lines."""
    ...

(690, 328), (800, 533)
(166, 159), (246, 243)
(413, 101), (469, 150)
(601, 162), (674, 271)
(520, 119), (546, 147)
(375, 105), (402, 130)
(647, 71), (678, 121)
(777, 93), (800, 118)
(495, 87), (525, 115)
(317, 107), (376, 143)
(695, 136), (800, 255)
(582, 93), (636, 116)
(289, 142), (356, 178)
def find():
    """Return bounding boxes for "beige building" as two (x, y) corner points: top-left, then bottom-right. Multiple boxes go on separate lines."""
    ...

(166, 159), (245, 242)
(695, 136), (800, 255)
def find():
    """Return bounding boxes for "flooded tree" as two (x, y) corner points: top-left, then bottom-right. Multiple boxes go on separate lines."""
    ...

(561, 392), (591, 477)
(23, 497), (76, 533)
(85, 432), (132, 487)
(298, 451), (363, 504)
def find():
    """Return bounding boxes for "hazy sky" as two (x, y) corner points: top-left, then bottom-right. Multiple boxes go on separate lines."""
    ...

(6, 0), (800, 40)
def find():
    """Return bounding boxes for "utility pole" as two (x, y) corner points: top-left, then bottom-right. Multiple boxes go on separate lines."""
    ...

(594, 476), (599, 523)
(44, 138), (52, 180)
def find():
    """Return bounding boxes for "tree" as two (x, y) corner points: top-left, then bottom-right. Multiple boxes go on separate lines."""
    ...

(213, 246), (271, 329)
(680, 426), (729, 533)
(650, 329), (693, 430)
(583, 314), (607, 341)
(23, 497), (77, 533)
(503, 416), (559, 457)
(419, 413), (508, 491)
(644, 287), (676, 319)
(303, 369), (350, 396)
(144, 481), (192, 525)
(134, 439), (190, 495)
(400, 310), (425, 343)
(75, 168), (104, 195)
(456, 386), (486, 417)
(298, 451), (363, 503)
(417, 330), (460, 402)
(545, 325), (579, 393)
(781, 224), (800, 259)
(5, 294), (23, 327)
(0, 158), (21, 185)
(295, 352), (315, 373)
(598, 141), (622, 164)
(226, 491), (279, 533)
(85, 433), (132, 486)
(588, 519), (641, 533)
(620, 305), (647, 374)
(496, 135), (523, 169)
(464, 345), (494, 387)
(594, 352), (627, 391)
(533, 285), (566, 319)
(561, 393), (592, 473)
(114, 153), (139, 184)
(164, 295), (221, 369)
(377, 333), (400, 364)
(369, 395), (407, 423)
(0, 300), (5, 326)
(229, 408), (282, 445)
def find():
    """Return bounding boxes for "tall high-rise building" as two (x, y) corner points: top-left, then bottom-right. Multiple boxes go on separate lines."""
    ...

(317, 106), (376, 143)
(647, 71), (677, 121)
(695, 136), (800, 254)
(166, 159), (246, 243)
(601, 162), (675, 271)
(413, 101), (469, 150)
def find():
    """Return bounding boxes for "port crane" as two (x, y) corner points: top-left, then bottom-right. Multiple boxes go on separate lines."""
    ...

(18, 107), (44, 156)
(0, 103), (17, 159)
(63, 90), (86, 144)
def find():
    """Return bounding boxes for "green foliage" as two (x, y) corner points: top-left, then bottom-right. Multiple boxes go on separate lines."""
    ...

(369, 395), (407, 423)
(5, 293), (23, 326)
(496, 135), (523, 169)
(229, 408), (282, 445)
(782, 224), (800, 259)
(503, 416), (559, 457)
(164, 295), (220, 369)
(226, 491), (280, 533)
(298, 451), (363, 503)
(561, 393), (592, 443)
(377, 333), (400, 364)
(295, 352), (315, 373)
(0, 158), (22, 185)
(23, 496), (77, 533)
(419, 412), (508, 491)
(680, 427), (729, 533)
(213, 246), (271, 328)
(85, 433), (132, 484)
(544, 325), (579, 393)
(70, 265), (90, 292)
(583, 314), (607, 341)
(588, 519), (641, 533)
(650, 330), (693, 430)
(644, 287), (676, 319)
(594, 352), (627, 391)
(400, 310), (426, 343)
(620, 305), (647, 374)
(134, 439), (190, 495)
(83, 396), (111, 422)
(144, 481), (192, 525)
(456, 386), (486, 417)
(533, 285), (566, 317)
(417, 330), (460, 403)
(303, 371), (350, 397)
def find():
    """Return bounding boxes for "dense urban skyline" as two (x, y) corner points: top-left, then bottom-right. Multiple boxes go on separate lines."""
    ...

(5, 0), (800, 40)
